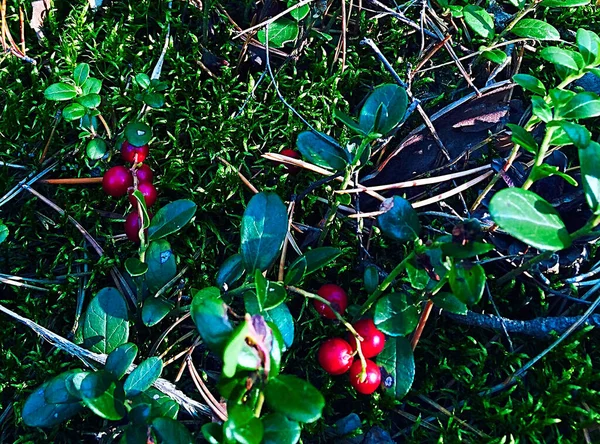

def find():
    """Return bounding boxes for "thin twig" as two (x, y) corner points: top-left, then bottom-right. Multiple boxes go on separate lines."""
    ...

(234, 0), (313, 39)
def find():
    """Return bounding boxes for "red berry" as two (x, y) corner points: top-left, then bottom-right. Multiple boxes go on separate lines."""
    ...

(128, 182), (157, 207)
(121, 141), (149, 164)
(279, 149), (301, 175)
(124, 211), (152, 243)
(347, 319), (386, 358)
(135, 164), (154, 184)
(314, 284), (348, 319)
(349, 359), (381, 395)
(102, 166), (133, 197)
(318, 338), (354, 375)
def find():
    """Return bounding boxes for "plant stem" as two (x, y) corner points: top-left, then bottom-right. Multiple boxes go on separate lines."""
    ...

(521, 125), (556, 190)
(254, 392), (265, 418)
(411, 299), (433, 350)
(40, 177), (103, 185)
(318, 166), (354, 246)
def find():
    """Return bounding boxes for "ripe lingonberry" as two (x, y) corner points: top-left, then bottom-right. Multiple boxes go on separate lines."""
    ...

(349, 359), (381, 395)
(279, 149), (301, 174)
(347, 319), (386, 358)
(121, 141), (149, 164)
(128, 182), (157, 208)
(314, 284), (348, 319)
(102, 166), (133, 197)
(318, 338), (354, 375)
(135, 164), (154, 184)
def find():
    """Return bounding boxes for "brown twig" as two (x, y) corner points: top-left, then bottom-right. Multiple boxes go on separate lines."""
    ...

(39, 177), (103, 185)
(411, 299), (433, 350)
(187, 355), (228, 422)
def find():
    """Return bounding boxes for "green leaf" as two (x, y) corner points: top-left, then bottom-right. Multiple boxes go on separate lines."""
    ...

(80, 371), (126, 420)
(481, 49), (507, 64)
(240, 192), (288, 272)
(377, 196), (421, 243)
(463, 5), (495, 39)
(152, 417), (194, 444)
(510, 19), (560, 40)
(489, 188), (571, 251)
(83, 287), (129, 354)
(529, 164), (578, 187)
(191, 287), (234, 354)
(105, 343), (138, 380)
(512, 74), (547, 96)
(577, 29), (600, 66)
(63, 103), (87, 122)
(441, 241), (494, 259)
(121, 425), (151, 443)
(531, 96), (552, 122)
(296, 131), (349, 170)
(224, 404), (264, 444)
(73, 63), (90, 86)
(144, 92), (165, 108)
(579, 140), (600, 214)
(285, 247), (342, 285)
(202, 423), (224, 444)
(44, 82), (78, 101)
(432, 292), (468, 315)
(124, 122), (152, 147)
(540, 47), (584, 71)
(64, 371), (89, 399)
(449, 262), (485, 305)
(130, 190), (151, 230)
(245, 295), (294, 349)
(0, 223), (8, 244)
(76, 93), (101, 109)
(142, 297), (174, 327)
(376, 337), (415, 400)
(257, 18), (299, 48)
(148, 199), (197, 240)
(82, 77), (102, 95)
(86, 138), (107, 160)
(145, 240), (177, 294)
(541, 0), (590, 6)
(268, 322), (284, 379)
(216, 253), (245, 290)
(558, 121), (592, 148)
(506, 123), (538, 154)
(44, 370), (83, 404)
(264, 375), (324, 423)
(363, 265), (379, 294)
(135, 73), (151, 89)
(129, 388), (179, 421)
(124, 357), (163, 397)
(333, 108), (367, 135)
(288, 0), (310, 20)
(359, 84), (408, 135)
(125, 257), (148, 277)
(22, 378), (82, 427)
(262, 413), (301, 444)
(405, 261), (429, 290)
(374, 293), (419, 336)
(223, 322), (251, 378)
(560, 92), (600, 119)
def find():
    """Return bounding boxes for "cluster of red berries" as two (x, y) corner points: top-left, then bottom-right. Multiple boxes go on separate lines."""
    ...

(101, 140), (157, 242)
(313, 284), (386, 395)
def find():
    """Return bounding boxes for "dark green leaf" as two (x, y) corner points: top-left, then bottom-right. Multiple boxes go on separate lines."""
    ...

(0, 223), (8, 244)
(363, 265), (379, 294)
(268, 322), (284, 379)
(83, 287), (129, 354)
(529, 164), (578, 187)
(512, 74), (546, 96)
(333, 108), (366, 135)
(191, 287), (233, 354)
(124, 357), (163, 397)
(44, 370), (83, 404)
(506, 123), (538, 154)
(377, 196), (421, 243)
(216, 253), (245, 290)
(540, 47), (584, 71)
(285, 247), (342, 285)
(449, 262), (485, 305)
(130, 388), (179, 420)
(531, 96), (552, 122)
(257, 18), (298, 47)
(82, 77), (102, 95)
(284, 256), (307, 286)
(541, 0), (590, 6)
(142, 297), (174, 327)
(152, 417), (194, 444)
(121, 425), (151, 443)
(73, 63), (90, 86)
(489, 188), (571, 251)
(135, 73), (151, 89)
(44, 82), (78, 101)
(376, 337), (415, 400)
(374, 293), (419, 336)
(359, 84), (408, 135)
(80, 371), (126, 420)
(124, 122), (152, 147)
(202, 423), (224, 444)
(463, 5), (494, 39)
(264, 375), (324, 423)
(558, 121), (591, 148)
(288, 0), (310, 20)
(76, 93), (101, 109)
(22, 379), (82, 427)
(296, 131), (349, 170)
(145, 240), (177, 294)
(511, 19), (560, 40)
(579, 140), (600, 214)
(224, 404), (264, 444)
(441, 241), (494, 259)
(105, 343), (138, 380)
(262, 413), (301, 444)
(245, 295), (294, 349)
(560, 92), (600, 119)
(86, 138), (107, 160)
(63, 103), (87, 122)
(144, 93), (165, 108)
(148, 199), (197, 240)
(125, 257), (148, 277)
(432, 292), (468, 315)
(405, 260), (429, 290)
(577, 28), (600, 66)
(240, 192), (288, 272)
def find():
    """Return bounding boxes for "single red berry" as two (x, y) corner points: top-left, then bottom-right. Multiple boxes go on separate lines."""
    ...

(314, 284), (348, 319)
(102, 166), (133, 197)
(279, 149), (301, 175)
(128, 182), (157, 207)
(349, 359), (381, 395)
(318, 338), (354, 375)
(347, 319), (386, 358)
(135, 164), (154, 184)
(124, 211), (152, 243)
(121, 140), (149, 164)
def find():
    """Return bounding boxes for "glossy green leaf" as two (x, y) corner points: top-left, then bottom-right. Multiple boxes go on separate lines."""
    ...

(296, 131), (349, 170)
(441, 241), (494, 259)
(374, 293), (419, 336)
(44, 82), (78, 101)
(130, 190), (150, 231)
(191, 287), (234, 354)
(63, 103), (87, 122)
(264, 375), (324, 423)
(560, 92), (600, 119)
(224, 404), (264, 444)
(135, 73), (151, 89)
(541, 0), (590, 6)
(130, 387), (179, 420)
(463, 5), (494, 38)
(512, 74), (546, 96)
(121, 425), (151, 443)
(142, 296), (174, 327)
(285, 247), (342, 285)
(148, 199), (197, 240)
(216, 253), (245, 290)
(377, 196), (421, 243)
(511, 19), (560, 40)
(363, 265), (379, 294)
(405, 260), (429, 290)
(124, 357), (163, 397)
(105, 343), (138, 380)
(202, 423), (224, 444)
(80, 371), (126, 420)
(288, 0), (310, 20)
(262, 413), (301, 444)
(449, 262), (485, 305)
(257, 18), (299, 48)
(359, 84), (408, 135)
(376, 337), (415, 400)
(577, 28), (600, 66)
(241, 192), (288, 272)
(540, 47), (583, 71)
(268, 322), (284, 379)
(125, 257), (148, 277)
(82, 77), (102, 95)
(0, 223), (8, 244)
(86, 138), (107, 160)
(333, 108), (367, 135)
(245, 294), (294, 349)
(529, 164), (578, 187)
(558, 121), (591, 148)
(145, 240), (177, 294)
(579, 140), (600, 214)
(73, 63), (90, 86)
(124, 122), (152, 147)
(152, 417), (194, 444)
(144, 93), (165, 108)
(489, 188), (571, 251)
(506, 123), (538, 154)
(83, 287), (129, 354)
(481, 49), (507, 64)
(76, 93), (101, 109)
(22, 379), (82, 427)
(44, 370), (83, 404)
(223, 322), (251, 378)
(432, 292), (468, 315)
(531, 96), (553, 122)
